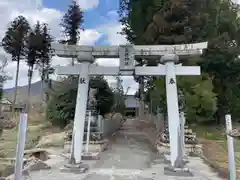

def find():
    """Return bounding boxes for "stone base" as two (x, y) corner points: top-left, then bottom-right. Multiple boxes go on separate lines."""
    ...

(23, 159), (51, 172)
(164, 166), (193, 177)
(182, 156), (189, 164)
(82, 139), (106, 144)
(163, 154), (189, 167)
(60, 163), (89, 174)
(82, 152), (100, 160)
(64, 140), (108, 154)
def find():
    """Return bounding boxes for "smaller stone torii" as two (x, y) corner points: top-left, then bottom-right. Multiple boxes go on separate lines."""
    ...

(52, 42), (208, 171)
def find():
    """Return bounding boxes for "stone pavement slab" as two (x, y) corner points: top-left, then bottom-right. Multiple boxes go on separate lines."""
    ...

(83, 174), (153, 180)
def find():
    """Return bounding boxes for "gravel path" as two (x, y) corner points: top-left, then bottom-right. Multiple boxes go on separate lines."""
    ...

(20, 119), (222, 180)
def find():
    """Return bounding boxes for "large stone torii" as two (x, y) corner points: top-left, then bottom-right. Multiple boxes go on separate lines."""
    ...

(52, 42), (208, 169)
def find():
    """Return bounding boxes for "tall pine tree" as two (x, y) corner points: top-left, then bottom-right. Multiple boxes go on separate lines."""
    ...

(60, 0), (84, 64)
(119, 0), (240, 123)
(38, 23), (54, 103)
(119, 0), (208, 45)
(1, 16), (30, 115)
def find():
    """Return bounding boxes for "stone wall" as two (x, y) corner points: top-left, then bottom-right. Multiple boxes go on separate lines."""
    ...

(143, 113), (165, 133)
(99, 113), (123, 137)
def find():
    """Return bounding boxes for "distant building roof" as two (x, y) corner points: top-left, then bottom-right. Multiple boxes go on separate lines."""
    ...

(0, 98), (25, 108)
(1, 98), (12, 105)
(124, 95), (139, 108)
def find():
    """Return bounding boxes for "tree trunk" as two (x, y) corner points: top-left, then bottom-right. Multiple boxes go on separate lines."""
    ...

(45, 71), (50, 103)
(0, 78), (3, 136)
(27, 66), (33, 113)
(139, 77), (145, 119)
(40, 77), (45, 102)
(0, 77), (3, 118)
(40, 63), (45, 102)
(214, 78), (230, 124)
(12, 58), (20, 117)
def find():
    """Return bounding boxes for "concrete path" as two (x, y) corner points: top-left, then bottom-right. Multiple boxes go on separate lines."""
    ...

(21, 119), (222, 180)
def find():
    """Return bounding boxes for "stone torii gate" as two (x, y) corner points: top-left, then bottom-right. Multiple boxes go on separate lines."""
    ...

(52, 42), (208, 169)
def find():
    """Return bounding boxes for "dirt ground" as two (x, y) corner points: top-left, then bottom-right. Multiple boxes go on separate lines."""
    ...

(0, 113), (62, 177)
(199, 139), (229, 178)
(200, 139), (240, 179)
(192, 123), (240, 179)
(136, 119), (240, 179)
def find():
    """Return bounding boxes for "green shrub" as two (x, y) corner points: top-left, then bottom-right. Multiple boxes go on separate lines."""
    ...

(146, 74), (217, 124)
(46, 76), (114, 128)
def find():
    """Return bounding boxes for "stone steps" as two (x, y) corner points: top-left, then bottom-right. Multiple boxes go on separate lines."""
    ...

(84, 109), (102, 142)
(157, 142), (203, 155)
(159, 121), (203, 156)
(160, 123), (199, 149)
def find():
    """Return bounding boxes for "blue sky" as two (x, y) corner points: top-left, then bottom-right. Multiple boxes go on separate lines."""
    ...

(0, 0), (138, 94)
(44, 0), (120, 45)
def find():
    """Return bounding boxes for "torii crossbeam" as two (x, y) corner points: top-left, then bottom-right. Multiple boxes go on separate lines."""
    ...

(55, 63), (200, 76)
(52, 42), (208, 170)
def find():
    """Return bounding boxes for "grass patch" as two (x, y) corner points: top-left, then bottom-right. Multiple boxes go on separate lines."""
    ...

(0, 126), (43, 177)
(191, 124), (225, 140)
(0, 112), (61, 177)
(191, 124), (240, 178)
(0, 123), (49, 158)
(217, 138), (240, 167)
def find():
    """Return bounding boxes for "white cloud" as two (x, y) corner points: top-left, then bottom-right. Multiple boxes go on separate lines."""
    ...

(97, 23), (128, 45)
(98, 10), (128, 45)
(0, 0), (61, 88)
(76, 0), (99, 10)
(106, 10), (119, 20)
(78, 29), (102, 45)
(3, 28), (102, 89)
(1, 2), (137, 95)
(96, 18), (137, 95)
(1, 0), (103, 89)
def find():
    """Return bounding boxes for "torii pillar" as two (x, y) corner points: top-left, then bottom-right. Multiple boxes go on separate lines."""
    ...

(69, 52), (94, 164)
(161, 54), (183, 167)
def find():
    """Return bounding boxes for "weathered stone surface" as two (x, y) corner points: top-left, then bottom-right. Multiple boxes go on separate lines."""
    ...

(104, 113), (124, 124)
(2, 119), (16, 129)
(159, 124), (197, 145)
(24, 149), (49, 161)
(157, 143), (203, 156)
(23, 158), (51, 172)
(81, 152), (100, 160)
(228, 128), (240, 138)
(29, 161), (50, 171)
(164, 166), (193, 177)
(61, 163), (89, 174)
(36, 132), (65, 148)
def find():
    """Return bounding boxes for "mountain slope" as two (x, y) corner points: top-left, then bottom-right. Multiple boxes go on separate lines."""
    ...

(3, 81), (43, 104)
(4, 81), (42, 95)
